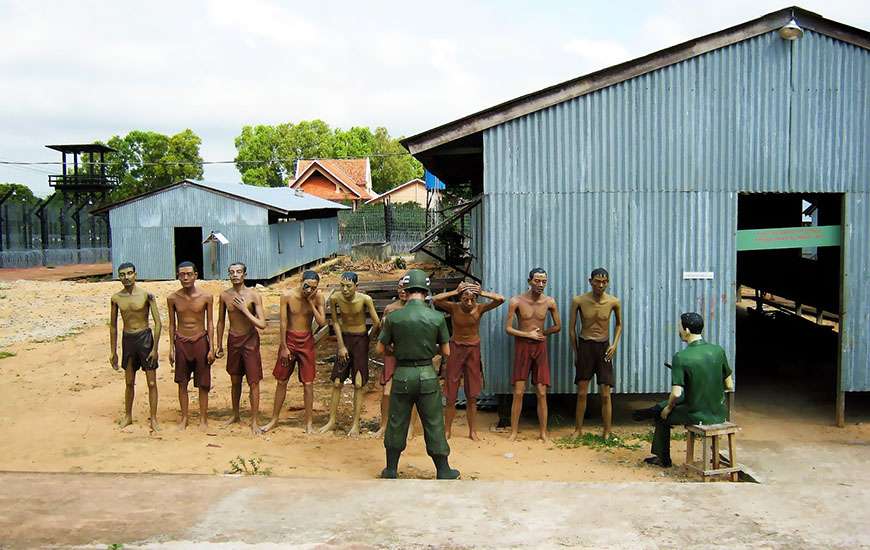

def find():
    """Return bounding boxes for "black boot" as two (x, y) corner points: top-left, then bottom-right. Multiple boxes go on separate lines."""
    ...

(381, 449), (401, 479)
(432, 455), (460, 480)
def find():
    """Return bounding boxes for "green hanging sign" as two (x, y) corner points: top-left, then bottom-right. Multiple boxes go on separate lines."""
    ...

(736, 225), (841, 251)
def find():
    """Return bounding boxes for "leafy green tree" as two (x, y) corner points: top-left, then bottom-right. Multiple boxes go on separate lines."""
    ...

(0, 183), (38, 205)
(105, 129), (204, 199)
(233, 121), (422, 192)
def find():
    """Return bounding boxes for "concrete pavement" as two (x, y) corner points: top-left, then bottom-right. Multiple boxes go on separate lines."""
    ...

(2, 472), (869, 549)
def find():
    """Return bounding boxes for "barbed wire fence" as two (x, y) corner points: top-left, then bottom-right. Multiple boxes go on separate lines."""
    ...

(0, 200), (110, 268)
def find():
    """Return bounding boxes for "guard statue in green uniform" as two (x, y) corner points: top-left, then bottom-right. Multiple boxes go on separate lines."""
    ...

(633, 312), (734, 467)
(375, 269), (460, 480)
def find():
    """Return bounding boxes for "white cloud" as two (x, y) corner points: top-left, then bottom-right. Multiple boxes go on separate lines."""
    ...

(563, 38), (632, 71)
(0, 0), (868, 196)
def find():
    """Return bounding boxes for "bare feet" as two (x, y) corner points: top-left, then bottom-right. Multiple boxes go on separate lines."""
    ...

(602, 431), (611, 440)
(149, 417), (161, 432)
(347, 424), (361, 437)
(373, 426), (386, 438)
(199, 420), (209, 433)
(571, 428), (583, 438)
(223, 416), (241, 428)
(250, 423), (260, 437)
(319, 420), (336, 434)
(260, 418), (278, 433)
(120, 416), (133, 430)
(539, 431), (550, 444)
(469, 431), (483, 441)
(177, 417), (188, 431)
(304, 423), (315, 435)
(508, 431), (519, 441)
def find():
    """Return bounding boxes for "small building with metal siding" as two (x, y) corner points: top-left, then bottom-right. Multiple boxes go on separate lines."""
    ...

(402, 7), (869, 421)
(94, 180), (347, 280)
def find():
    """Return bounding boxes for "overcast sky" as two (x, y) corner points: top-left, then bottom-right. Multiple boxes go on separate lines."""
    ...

(2, 0), (867, 196)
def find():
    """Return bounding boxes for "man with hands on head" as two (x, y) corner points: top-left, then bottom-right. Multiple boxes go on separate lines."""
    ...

(433, 280), (504, 441)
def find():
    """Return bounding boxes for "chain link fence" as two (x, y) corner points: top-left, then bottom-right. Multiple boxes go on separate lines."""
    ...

(338, 202), (432, 254)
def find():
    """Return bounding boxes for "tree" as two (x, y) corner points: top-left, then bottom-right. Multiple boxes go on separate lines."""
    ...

(105, 129), (204, 199)
(0, 183), (38, 205)
(369, 127), (423, 193)
(233, 121), (422, 192)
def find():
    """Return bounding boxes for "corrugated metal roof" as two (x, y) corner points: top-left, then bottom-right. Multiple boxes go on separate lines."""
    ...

(94, 180), (348, 215)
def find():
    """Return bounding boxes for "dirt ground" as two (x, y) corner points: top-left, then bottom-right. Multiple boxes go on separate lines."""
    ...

(0, 260), (686, 483)
(0, 261), (112, 282)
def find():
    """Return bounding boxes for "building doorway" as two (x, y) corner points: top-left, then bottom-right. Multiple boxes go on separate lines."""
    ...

(735, 193), (844, 424)
(174, 227), (204, 277)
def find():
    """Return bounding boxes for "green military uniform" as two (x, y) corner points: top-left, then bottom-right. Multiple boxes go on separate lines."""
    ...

(652, 339), (732, 461)
(379, 270), (458, 479)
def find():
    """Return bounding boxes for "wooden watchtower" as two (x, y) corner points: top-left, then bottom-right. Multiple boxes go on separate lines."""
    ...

(43, 143), (119, 253)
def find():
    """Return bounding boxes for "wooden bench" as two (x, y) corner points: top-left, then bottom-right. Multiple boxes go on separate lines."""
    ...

(685, 422), (744, 482)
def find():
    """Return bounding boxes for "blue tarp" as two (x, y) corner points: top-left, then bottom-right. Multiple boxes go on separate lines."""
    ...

(424, 170), (446, 190)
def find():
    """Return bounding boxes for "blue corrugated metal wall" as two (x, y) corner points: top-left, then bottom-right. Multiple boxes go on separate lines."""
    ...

(479, 30), (868, 394)
(842, 193), (870, 391)
(109, 185), (339, 280)
(268, 217), (339, 276)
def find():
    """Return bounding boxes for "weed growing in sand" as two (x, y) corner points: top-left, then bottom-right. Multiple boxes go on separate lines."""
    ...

(226, 455), (272, 476)
(107, 544), (124, 550)
(555, 433), (642, 451)
(0, 351), (15, 360)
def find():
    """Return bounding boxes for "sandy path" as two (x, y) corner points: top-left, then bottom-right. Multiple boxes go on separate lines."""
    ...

(0, 269), (687, 482)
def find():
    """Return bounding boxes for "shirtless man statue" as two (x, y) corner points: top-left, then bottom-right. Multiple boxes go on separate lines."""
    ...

(215, 262), (266, 435)
(262, 270), (326, 434)
(374, 279), (407, 438)
(109, 262), (162, 431)
(434, 280), (504, 440)
(505, 268), (561, 443)
(167, 261), (215, 430)
(570, 267), (623, 439)
(320, 271), (380, 436)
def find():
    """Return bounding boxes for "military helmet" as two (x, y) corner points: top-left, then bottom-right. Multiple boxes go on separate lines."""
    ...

(401, 269), (431, 293)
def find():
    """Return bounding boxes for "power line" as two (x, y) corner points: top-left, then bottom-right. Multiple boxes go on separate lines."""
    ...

(0, 150), (413, 168)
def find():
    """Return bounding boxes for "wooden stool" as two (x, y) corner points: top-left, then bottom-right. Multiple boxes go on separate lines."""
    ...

(685, 422), (743, 482)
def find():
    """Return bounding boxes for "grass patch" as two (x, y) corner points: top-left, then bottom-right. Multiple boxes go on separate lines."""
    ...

(555, 433), (642, 451)
(225, 455), (272, 476)
(0, 351), (15, 360)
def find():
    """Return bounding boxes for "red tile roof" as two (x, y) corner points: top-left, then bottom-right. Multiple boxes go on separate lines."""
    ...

(293, 158), (372, 200)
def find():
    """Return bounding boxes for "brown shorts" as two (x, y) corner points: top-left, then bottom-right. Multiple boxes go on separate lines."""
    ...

(444, 339), (483, 405)
(174, 332), (211, 390)
(381, 353), (397, 385)
(273, 330), (317, 384)
(512, 337), (550, 386)
(226, 330), (263, 385)
(575, 338), (614, 386)
(122, 328), (157, 371)
(330, 332), (370, 386)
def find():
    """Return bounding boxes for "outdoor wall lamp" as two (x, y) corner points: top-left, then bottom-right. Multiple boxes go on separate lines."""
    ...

(778, 18), (804, 40)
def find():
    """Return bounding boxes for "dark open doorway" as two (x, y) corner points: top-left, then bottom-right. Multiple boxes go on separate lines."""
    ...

(735, 193), (843, 424)
(174, 227), (204, 278)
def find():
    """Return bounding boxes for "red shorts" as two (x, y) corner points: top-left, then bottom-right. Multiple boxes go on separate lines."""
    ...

(226, 330), (263, 385)
(381, 354), (397, 385)
(512, 337), (550, 386)
(273, 330), (317, 384)
(444, 339), (483, 405)
(174, 332), (211, 390)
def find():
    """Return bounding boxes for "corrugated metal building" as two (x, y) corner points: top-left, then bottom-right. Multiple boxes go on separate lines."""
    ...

(402, 7), (869, 423)
(93, 180), (347, 280)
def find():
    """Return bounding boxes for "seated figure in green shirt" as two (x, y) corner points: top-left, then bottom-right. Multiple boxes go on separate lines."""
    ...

(635, 312), (734, 467)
